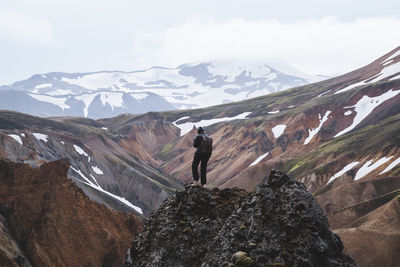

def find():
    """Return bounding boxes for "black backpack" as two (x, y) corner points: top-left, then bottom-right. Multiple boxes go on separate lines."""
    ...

(199, 134), (213, 155)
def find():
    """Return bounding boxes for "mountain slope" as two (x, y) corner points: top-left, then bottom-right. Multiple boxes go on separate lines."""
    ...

(0, 111), (182, 216)
(0, 158), (142, 267)
(0, 61), (324, 119)
(109, 46), (400, 190)
(109, 46), (400, 266)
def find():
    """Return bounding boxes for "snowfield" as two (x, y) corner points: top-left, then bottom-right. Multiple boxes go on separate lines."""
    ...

(91, 166), (104, 175)
(335, 89), (400, 138)
(73, 144), (91, 162)
(272, 125), (286, 138)
(380, 157), (400, 174)
(5, 60), (324, 118)
(28, 94), (71, 110)
(335, 60), (400, 95)
(304, 111), (331, 145)
(249, 152), (269, 167)
(354, 157), (393, 181)
(173, 112), (252, 136)
(8, 134), (23, 145)
(327, 162), (359, 184)
(33, 133), (49, 142)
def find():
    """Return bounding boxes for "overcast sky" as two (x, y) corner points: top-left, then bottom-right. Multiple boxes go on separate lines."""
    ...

(1, 0), (400, 84)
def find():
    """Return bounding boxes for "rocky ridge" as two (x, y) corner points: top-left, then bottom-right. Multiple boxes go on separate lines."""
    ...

(0, 158), (142, 267)
(127, 170), (355, 266)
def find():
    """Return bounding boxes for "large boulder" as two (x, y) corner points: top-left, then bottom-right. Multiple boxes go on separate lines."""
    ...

(127, 170), (356, 267)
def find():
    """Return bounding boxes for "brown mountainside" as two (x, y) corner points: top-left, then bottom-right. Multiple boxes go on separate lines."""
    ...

(0, 158), (142, 267)
(0, 46), (399, 266)
(102, 46), (400, 267)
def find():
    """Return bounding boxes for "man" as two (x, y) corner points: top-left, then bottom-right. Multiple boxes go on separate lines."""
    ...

(192, 127), (213, 187)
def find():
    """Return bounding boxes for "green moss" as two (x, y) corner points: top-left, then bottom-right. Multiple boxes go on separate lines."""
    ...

(158, 143), (174, 157)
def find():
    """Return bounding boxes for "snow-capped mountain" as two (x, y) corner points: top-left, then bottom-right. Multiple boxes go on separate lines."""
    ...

(0, 60), (325, 119)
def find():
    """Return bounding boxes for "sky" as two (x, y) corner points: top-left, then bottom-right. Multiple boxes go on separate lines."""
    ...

(1, 0), (400, 85)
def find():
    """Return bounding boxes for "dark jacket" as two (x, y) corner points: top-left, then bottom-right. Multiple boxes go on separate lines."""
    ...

(193, 134), (212, 155)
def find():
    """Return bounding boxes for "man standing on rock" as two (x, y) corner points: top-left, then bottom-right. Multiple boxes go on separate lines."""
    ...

(192, 127), (213, 187)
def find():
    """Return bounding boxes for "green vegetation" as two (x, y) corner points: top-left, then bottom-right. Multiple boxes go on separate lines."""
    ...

(283, 113), (400, 179)
(158, 143), (174, 157)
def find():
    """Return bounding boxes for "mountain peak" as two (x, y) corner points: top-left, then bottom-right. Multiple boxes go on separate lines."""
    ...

(0, 60), (323, 119)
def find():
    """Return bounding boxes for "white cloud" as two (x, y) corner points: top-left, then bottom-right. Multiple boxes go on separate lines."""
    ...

(0, 8), (55, 45)
(130, 17), (400, 75)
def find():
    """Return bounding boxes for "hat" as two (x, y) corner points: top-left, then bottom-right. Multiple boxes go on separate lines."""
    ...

(197, 127), (204, 134)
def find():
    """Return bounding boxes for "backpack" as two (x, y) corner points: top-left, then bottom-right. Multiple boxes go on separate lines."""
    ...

(198, 134), (213, 155)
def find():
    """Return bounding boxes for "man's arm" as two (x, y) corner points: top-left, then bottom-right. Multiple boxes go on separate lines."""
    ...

(193, 135), (200, 147)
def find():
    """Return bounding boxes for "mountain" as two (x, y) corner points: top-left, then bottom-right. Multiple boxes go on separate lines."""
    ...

(126, 170), (355, 266)
(103, 46), (400, 266)
(0, 111), (182, 216)
(1, 46), (399, 266)
(0, 60), (324, 119)
(0, 158), (142, 267)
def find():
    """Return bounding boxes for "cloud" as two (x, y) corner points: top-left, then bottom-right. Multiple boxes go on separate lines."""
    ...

(0, 8), (55, 45)
(131, 17), (400, 75)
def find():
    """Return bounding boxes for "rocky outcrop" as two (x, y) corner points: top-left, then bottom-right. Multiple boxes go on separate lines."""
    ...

(0, 158), (142, 267)
(127, 170), (355, 266)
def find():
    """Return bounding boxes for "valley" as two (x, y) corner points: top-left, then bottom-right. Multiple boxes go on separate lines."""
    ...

(0, 46), (399, 266)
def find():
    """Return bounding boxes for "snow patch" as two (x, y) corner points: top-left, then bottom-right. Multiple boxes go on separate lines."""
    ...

(268, 110), (280, 114)
(28, 94), (70, 110)
(173, 112), (251, 136)
(249, 152), (269, 167)
(382, 50), (400, 65)
(130, 93), (148, 101)
(99, 92), (126, 111)
(101, 127), (108, 130)
(335, 89), (400, 137)
(368, 62), (400, 83)
(335, 81), (366, 95)
(75, 94), (98, 117)
(335, 60), (400, 94)
(354, 157), (393, 181)
(327, 162), (359, 184)
(33, 133), (48, 142)
(8, 134), (22, 145)
(91, 166), (104, 175)
(46, 89), (74, 96)
(73, 144), (91, 162)
(317, 90), (331, 97)
(344, 110), (353, 116)
(20, 133), (25, 137)
(35, 83), (52, 89)
(272, 125), (286, 138)
(380, 157), (400, 174)
(60, 141), (65, 145)
(70, 166), (142, 214)
(304, 111), (331, 145)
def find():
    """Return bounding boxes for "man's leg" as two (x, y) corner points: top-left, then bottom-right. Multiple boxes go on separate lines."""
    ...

(200, 155), (210, 185)
(192, 153), (201, 182)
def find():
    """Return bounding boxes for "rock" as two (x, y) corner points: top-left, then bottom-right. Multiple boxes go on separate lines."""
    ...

(0, 159), (142, 267)
(231, 251), (255, 266)
(267, 169), (294, 187)
(126, 170), (356, 267)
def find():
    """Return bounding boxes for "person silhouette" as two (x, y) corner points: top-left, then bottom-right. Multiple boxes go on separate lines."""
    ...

(192, 127), (213, 187)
